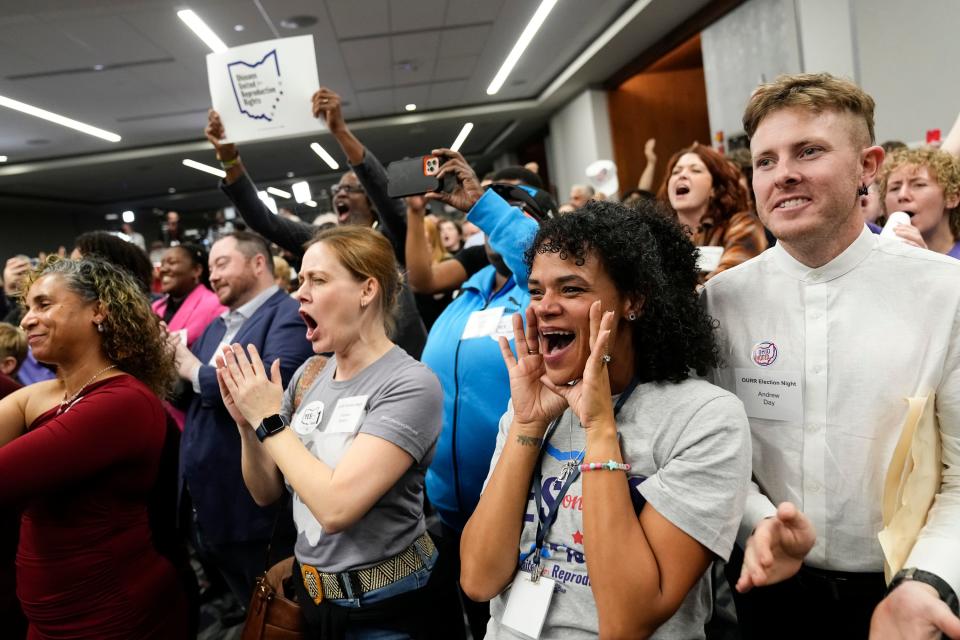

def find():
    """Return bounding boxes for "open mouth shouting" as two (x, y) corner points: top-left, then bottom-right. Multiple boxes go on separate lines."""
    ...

(334, 198), (351, 224)
(674, 184), (691, 197)
(539, 327), (576, 366)
(300, 309), (320, 341)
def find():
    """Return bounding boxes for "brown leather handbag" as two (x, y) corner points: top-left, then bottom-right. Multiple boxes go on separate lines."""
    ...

(241, 355), (328, 640)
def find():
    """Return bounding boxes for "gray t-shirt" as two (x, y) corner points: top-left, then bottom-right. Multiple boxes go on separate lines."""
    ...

(483, 378), (751, 639)
(280, 346), (442, 573)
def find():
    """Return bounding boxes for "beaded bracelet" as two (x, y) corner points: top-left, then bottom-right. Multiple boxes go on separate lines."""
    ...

(579, 460), (631, 472)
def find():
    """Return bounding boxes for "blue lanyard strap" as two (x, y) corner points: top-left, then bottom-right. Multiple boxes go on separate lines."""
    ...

(521, 377), (641, 579)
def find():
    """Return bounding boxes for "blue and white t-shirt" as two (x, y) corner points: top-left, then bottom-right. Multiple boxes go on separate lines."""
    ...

(483, 378), (751, 639)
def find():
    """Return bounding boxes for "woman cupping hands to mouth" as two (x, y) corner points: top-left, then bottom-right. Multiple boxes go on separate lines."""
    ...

(460, 200), (752, 640)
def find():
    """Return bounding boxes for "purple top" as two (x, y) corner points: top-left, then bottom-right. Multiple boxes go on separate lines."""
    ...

(948, 242), (960, 260)
(867, 221), (882, 234)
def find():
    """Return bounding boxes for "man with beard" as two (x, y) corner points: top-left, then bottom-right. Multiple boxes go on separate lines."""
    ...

(172, 232), (312, 618)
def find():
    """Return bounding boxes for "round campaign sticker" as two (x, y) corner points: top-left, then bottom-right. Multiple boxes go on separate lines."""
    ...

(751, 341), (778, 367)
(294, 400), (324, 435)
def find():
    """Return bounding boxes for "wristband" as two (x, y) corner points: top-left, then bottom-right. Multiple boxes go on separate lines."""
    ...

(219, 154), (240, 169)
(888, 568), (960, 616)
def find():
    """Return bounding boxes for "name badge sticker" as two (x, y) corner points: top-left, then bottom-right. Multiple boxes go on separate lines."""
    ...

(488, 312), (517, 342)
(501, 572), (555, 639)
(735, 368), (802, 421)
(462, 307), (505, 340)
(294, 400), (324, 435)
(326, 395), (369, 434)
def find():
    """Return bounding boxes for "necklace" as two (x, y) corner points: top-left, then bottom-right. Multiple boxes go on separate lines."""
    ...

(58, 364), (118, 414)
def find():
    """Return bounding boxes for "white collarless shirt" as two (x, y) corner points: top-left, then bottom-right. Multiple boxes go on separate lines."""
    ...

(704, 226), (960, 593)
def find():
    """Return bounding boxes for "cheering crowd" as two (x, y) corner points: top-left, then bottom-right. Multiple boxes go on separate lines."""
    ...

(1, 72), (960, 640)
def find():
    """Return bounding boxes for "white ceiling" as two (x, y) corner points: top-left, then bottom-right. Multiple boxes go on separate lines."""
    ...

(0, 0), (714, 217)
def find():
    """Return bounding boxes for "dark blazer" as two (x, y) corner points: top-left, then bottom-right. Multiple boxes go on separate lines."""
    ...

(179, 288), (312, 544)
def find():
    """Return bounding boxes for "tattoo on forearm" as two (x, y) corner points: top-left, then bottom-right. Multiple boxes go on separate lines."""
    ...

(516, 434), (543, 448)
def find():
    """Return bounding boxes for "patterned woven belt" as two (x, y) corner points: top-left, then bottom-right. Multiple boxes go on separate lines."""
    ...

(300, 532), (436, 604)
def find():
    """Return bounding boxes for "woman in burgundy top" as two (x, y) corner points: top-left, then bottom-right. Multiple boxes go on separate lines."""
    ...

(0, 257), (187, 639)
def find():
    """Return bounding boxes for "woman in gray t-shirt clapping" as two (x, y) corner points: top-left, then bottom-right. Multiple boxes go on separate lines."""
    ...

(216, 226), (442, 638)
(461, 201), (752, 639)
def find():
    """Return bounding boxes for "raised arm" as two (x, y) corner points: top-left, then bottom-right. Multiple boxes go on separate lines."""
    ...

(313, 88), (408, 263)
(461, 310), (568, 600)
(404, 197), (470, 293)
(205, 110), (315, 256)
(638, 138), (657, 192)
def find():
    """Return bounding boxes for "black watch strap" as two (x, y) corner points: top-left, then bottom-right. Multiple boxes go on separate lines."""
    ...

(889, 568), (960, 616)
(255, 414), (288, 442)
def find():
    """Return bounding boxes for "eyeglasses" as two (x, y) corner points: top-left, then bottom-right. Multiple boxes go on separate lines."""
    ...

(330, 183), (366, 196)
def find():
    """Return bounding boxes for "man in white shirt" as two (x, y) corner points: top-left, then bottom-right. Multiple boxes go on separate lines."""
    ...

(704, 73), (960, 639)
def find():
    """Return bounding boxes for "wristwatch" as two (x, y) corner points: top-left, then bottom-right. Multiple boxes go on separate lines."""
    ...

(888, 567), (960, 616)
(255, 414), (289, 442)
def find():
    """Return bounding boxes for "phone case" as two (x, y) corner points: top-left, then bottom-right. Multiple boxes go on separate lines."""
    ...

(387, 156), (442, 198)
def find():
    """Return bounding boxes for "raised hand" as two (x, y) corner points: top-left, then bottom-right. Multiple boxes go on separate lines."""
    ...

(214, 354), (251, 430)
(498, 307), (567, 432)
(425, 148), (485, 213)
(205, 109), (238, 161)
(311, 87), (346, 132)
(216, 343), (284, 427)
(540, 300), (616, 431)
(736, 502), (816, 592)
(644, 138), (657, 163)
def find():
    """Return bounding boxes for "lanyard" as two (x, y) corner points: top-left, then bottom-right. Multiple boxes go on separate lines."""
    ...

(523, 376), (640, 581)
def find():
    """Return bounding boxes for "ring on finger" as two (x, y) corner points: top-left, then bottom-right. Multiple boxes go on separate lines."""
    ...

(527, 348), (538, 355)
(601, 354), (612, 364)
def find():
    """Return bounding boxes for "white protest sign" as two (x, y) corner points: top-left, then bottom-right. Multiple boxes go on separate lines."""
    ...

(206, 35), (324, 143)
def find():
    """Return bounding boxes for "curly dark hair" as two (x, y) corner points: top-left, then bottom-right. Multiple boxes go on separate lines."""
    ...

(524, 199), (720, 383)
(657, 143), (749, 226)
(21, 257), (177, 398)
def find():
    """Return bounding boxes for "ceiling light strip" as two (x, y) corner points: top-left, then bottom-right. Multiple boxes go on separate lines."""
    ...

(310, 142), (340, 170)
(177, 9), (228, 53)
(0, 95), (121, 142)
(450, 122), (474, 153)
(267, 186), (291, 198)
(182, 158), (226, 178)
(486, 0), (558, 95)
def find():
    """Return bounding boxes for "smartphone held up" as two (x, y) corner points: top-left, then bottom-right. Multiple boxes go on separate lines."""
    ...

(387, 155), (457, 198)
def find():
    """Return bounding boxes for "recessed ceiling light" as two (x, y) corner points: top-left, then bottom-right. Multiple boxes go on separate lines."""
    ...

(267, 186), (291, 199)
(168, 187), (177, 194)
(487, 0), (558, 95)
(286, 171), (295, 178)
(177, 9), (228, 53)
(122, 210), (135, 223)
(405, 103), (417, 112)
(182, 158), (226, 178)
(292, 181), (312, 204)
(233, 24), (245, 32)
(279, 15), (318, 29)
(310, 142), (340, 170)
(0, 95), (121, 142)
(450, 122), (474, 153)
(93, 64), (105, 71)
